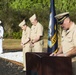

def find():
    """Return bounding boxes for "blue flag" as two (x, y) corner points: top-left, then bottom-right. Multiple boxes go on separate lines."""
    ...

(47, 0), (58, 53)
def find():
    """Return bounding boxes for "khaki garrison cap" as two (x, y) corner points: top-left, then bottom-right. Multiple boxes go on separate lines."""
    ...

(19, 20), (26, 27)
(29, 14), (36, 22)
(55, 12), (69, 24)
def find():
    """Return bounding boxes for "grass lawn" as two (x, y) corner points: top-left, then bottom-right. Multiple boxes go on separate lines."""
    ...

(3, 39), (21, 49)
(3, 38), (60, 52)
(3, 39), (48, 52)
(3, 39), (22, 52)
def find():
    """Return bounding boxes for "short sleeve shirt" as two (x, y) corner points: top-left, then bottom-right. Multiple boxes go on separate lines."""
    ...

(61, 22), (76, 54)
(30, 22), (43, 40)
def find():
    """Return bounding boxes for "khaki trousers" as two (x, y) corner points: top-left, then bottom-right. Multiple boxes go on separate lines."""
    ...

(23, 43), (31, 71)
(31, 40), (43, 52)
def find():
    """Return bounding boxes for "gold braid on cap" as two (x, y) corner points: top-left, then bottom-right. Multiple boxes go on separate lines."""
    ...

(58, 16), (67, 22)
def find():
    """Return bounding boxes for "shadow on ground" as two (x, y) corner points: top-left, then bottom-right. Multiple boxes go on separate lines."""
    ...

(3, 47), (47, 53)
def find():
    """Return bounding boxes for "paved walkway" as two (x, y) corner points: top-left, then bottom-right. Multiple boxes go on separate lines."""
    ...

(0, 51), (23, 63)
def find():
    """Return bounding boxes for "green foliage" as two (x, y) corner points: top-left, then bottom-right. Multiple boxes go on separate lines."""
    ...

(10, 0), (33, 10)
(0, 0), (76, 38)
(12, 31), (22, 39)
(4, 33), (9, 38)
(4, 31), (22, 39)
(9, 0), (50, 11)
(55, 0), (76, 12)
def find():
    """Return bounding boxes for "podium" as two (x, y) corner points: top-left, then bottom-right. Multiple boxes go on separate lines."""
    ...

(26, 52), (72, 75)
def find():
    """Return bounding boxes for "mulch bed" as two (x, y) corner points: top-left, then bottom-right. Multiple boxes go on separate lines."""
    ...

(0, 48), (26, 75)
(0, 57), (26, 75)
(0, 48), (47, 75)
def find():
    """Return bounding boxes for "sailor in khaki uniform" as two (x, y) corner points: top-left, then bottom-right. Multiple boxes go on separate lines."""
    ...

(19, 20), (31, 71)
(29, 14), (44, 52)
(50, 12), (76, 75)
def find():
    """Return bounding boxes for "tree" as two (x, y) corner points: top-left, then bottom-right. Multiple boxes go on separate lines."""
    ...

(0, 0), (76, 38)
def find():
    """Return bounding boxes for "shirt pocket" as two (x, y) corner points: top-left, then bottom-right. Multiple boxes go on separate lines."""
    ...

(66, 36), (73, 42)
(31, 27), (37, 34)
(24, 32), (27, 36)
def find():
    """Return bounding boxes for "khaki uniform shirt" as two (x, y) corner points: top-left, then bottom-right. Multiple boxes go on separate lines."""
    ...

(30, 22), (43, 52)
(30, 22), (43, 40)
(21, 26), (30, 45)
(61, 23), (76, 75)
(61, 22), (76, 54)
